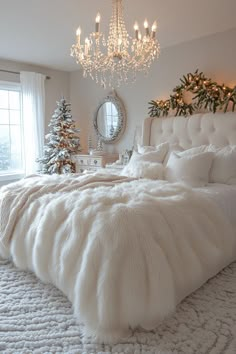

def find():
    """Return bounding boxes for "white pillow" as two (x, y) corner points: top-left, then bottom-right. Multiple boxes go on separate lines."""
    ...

(179, 145), (236, 184)
(177, 145), (209, 157)
(165, 151), (214, 187)
(122, 160), (164, 179)
(209, 145), (236, 184)
(137, 142), (169, 162)
(129, 148), (168, 165)
(163, 143), (184, 166)
(137, 144), (157, 154)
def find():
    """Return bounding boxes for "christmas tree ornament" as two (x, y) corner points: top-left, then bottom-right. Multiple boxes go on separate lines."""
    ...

(37, 98), (81, 174)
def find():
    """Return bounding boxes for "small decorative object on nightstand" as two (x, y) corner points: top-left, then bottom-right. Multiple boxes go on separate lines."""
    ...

(105, 150), (132, 174)
(123, 149), (133, 164)
(96, 138), (103, 152)
(87, 135), (93, 155)
(73, 153), (118, 173)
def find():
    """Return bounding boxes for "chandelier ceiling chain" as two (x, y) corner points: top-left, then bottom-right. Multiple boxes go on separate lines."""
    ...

(70, 0), (160, 88)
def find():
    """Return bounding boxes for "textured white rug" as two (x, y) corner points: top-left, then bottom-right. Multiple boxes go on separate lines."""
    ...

(0, 260), (236, 354)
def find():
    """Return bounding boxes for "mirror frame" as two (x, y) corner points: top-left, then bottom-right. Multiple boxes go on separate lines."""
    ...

(93, 91), (126, 144)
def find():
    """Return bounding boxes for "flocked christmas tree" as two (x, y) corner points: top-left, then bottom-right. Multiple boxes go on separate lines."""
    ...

(37, 97), (81, 174)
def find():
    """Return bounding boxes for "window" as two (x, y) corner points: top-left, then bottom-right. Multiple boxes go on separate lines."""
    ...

(104, 102), (119, 137)
(0, 81), (24, 181)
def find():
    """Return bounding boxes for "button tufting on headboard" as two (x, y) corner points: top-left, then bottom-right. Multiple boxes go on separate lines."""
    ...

(142, 112), (236, 148)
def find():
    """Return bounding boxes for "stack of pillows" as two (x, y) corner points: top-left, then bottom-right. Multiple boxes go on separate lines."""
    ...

(121, 142), (236, 187)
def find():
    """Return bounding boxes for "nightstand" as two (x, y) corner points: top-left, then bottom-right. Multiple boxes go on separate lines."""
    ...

(73, 154), (118, 173)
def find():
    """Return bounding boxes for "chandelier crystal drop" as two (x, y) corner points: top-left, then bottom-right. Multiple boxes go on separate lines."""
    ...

(70, 0), (160, 88)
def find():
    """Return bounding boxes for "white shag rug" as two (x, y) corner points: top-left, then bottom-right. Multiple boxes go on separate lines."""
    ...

(0, 260), (236, 354)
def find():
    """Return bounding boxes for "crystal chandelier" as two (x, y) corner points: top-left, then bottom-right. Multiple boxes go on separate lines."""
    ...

(70, 0), (160, 88)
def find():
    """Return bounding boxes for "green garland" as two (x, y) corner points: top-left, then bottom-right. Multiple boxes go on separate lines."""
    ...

(148, 70), (236, 117)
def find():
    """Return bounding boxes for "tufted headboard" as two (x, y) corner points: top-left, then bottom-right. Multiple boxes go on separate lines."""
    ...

(141, 112), (236, 149)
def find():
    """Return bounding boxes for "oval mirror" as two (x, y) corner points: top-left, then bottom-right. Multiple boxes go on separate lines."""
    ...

(94, 91), (126, 143)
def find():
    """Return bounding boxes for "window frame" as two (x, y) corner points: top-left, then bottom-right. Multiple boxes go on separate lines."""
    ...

(0, 80), (25, 182)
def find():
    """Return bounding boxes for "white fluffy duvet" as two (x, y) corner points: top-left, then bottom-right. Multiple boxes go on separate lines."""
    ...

(0, 172), (236, 343)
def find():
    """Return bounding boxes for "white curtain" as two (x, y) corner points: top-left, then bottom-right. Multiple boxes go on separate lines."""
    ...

(20, 71), (46, 175)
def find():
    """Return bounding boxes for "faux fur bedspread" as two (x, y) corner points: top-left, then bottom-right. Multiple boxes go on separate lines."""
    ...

(0, 173), (236, 343)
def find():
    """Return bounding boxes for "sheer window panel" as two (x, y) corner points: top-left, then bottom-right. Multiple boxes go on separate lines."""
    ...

(0, 90), (8, 109)
(0, 125), (10, 171)
(0, 81), (24, 180)
(9, 91), (20, 109)
(10, 110), (21, 124)
(0, 109), (9, 124)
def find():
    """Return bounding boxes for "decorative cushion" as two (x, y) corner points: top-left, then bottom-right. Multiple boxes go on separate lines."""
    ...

(178, 144), (236, 184)
(137, 142), (169, 162)
(163, 143), (184, 166)
(121, 149), (165, 179)
(208, 145), (236, 184)
(129, 149), (167, 166)
(177, 145), (209, 157)
(121, 160), (164, 179)
(137, 144), (158, 154)
(165, 151), (214, 187)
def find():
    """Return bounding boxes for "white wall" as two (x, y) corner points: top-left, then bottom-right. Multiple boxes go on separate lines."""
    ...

(0, 59), (70, 130)
(69, 27), (236, 154)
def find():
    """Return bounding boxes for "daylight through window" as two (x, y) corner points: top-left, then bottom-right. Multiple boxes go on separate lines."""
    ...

(0, 82), (24, 178)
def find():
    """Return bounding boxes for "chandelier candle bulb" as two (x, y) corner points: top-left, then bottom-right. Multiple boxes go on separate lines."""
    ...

(134, 22), (139, 40)
(117, 37), (122, 52)
(144, 19), (149, 36)
(76, 27), (81, 45)
(95, 13), (101, 33)
(151, 21), (157, 38)
(84, 38), (89, 55)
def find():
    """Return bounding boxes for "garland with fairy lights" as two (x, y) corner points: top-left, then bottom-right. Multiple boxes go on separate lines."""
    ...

(148, 70), (236, 117)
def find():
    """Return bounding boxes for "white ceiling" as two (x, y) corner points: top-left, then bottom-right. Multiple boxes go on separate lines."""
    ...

(0, 0), (235, 72)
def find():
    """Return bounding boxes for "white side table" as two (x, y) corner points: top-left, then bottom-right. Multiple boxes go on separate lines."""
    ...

(73, 154), (118, 173)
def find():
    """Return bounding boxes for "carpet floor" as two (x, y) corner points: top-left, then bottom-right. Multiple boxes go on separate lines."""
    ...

(0, 260), (236, 354)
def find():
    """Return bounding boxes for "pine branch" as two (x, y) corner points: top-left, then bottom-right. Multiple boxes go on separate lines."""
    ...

(148, 70), (236, 117)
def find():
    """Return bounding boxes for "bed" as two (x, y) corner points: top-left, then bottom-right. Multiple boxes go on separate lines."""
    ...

(0, 111), (236, 344)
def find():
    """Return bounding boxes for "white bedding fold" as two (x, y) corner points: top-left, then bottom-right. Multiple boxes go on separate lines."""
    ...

(0, 173), (134, 250)
(0, 173), (235, 343)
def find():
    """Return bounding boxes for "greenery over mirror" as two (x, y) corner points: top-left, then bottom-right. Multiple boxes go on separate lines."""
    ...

(94, 91), (126, 143)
